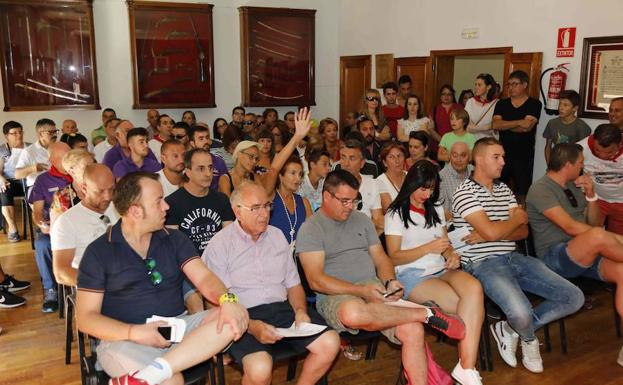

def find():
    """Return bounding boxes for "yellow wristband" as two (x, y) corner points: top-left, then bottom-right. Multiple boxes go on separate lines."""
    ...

(219, 292), (238, 305)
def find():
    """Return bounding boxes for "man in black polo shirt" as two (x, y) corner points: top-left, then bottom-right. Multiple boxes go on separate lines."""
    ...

(492, 70), (542, 204)
(76, 172), (248, 385)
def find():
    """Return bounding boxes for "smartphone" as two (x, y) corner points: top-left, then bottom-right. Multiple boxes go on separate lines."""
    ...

(157, 326), (172, 341)
(383, 287), (403, 298)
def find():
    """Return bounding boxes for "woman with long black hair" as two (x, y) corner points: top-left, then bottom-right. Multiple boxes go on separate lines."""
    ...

(385, 160), (485, 385)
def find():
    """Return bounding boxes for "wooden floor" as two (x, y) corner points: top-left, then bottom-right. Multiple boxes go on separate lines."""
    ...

(1, 229), (622, 385)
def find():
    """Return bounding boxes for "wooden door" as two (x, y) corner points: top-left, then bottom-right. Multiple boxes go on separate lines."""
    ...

(340, 55), (371, 129)
(394, 56), (429, 100)
(507, 52), (543, 99)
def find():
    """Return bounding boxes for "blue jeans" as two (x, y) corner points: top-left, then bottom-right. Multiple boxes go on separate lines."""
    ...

(34, 232), (56, 291)
(463, 252), (584, 341)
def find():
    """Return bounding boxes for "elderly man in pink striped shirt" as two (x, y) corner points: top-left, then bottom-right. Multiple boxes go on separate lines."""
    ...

(202, 181), (339, 385)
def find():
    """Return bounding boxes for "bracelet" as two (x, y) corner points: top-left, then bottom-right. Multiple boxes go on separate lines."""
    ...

(127, 325), (133, 341)
(585, 193), (599, 202)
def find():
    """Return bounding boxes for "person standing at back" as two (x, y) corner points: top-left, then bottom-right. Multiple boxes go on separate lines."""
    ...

(382, 82), (405, 139)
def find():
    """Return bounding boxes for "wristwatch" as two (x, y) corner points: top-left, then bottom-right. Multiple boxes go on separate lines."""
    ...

(219, 292), (239, 305)
(384, 278), (397, 289)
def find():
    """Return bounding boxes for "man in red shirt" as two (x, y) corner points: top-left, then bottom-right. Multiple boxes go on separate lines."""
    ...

(382, 82), (405, 140)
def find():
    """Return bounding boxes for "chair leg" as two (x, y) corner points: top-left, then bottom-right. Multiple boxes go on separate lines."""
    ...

(286, 357), (298, 382)
(65, 297), (74, 364)
(613, 289), (622, 338)
(216, 354), (225, 385)
(543, 323), (551, 353)
(395, 362), (405, 385)
(365, 337), (379, 360)
(559, 319), (567, 354)
(483, 320), (493, 371)
(58, 285), (65, 320)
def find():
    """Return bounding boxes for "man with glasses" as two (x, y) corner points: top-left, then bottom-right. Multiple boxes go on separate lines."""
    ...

(92, 108), (117, 146)
(242, 113), (257, 139)
(453, 138), (583, 374)
(297, 169), (466, 385)
(76, 172), (248, 385)
(113, 127), (161, 180)
(492, 70), (542, 204)
(171, 122), (191, 150)
(29, 142), (71, 312)
(148, 114), (174, 159)
(203, 181), (340, 385)
(578, 124), (623, 235)
(51, 164), (118, 287)
(526, 143), (623, 365)
(0, 121), (29, 242)
(15, 118), (57, 188)
(189, 124), (227, 190)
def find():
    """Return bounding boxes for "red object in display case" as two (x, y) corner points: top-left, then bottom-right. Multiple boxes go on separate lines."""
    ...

(127, 1), (215, 109)
(239, 7), (316, 107)
(0, 0), (100, 111)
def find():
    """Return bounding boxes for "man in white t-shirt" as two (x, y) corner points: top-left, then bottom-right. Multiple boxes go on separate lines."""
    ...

(339, 139), (383, 234)
(148, 114), (174, 159)
(15, 118), (58, 187)
(579, 123), (623, 235)
(51, 164), (118, 286)
(156, 140), (184, 197)
(93, 118), (119, 163)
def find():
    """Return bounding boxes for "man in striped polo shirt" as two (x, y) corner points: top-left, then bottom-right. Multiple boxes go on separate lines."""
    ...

(451, 137), (583, 374)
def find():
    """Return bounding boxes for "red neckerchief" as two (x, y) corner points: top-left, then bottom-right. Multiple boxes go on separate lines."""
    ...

(473, 95), (496, 106)
(409, 204), (426, 216)
(153, 134), (165, 143)
(588, 135), (623, 161)
(49, 165), (73, 183)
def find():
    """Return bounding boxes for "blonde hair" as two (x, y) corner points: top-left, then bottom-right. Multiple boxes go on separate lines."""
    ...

(61, 149), (94, 183)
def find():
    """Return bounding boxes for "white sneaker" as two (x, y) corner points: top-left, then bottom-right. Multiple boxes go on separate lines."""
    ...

(490, 321), (518, 367)
(617, 345), (623, 367)
(451, 361), (483, 385)
(521, 338), (543, 373)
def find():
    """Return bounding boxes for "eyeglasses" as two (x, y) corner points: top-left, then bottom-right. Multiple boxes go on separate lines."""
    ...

(42, 129), (59, 135)
(99, 215), (111, 225)
(366, 96), (380, 102)
(241, 151), (259, 161)
(145, 258), (163, 286)
(173, 134), (187, 140)
(506, 81), (522, 87)
(243, 120), (254, 125)
(237, 202), (273, 214)
(563, 189), (578, 208)
(328, 191), (362, 208)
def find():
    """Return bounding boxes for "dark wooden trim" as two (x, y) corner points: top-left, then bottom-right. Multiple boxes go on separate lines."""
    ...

(339, 54), (371, 127)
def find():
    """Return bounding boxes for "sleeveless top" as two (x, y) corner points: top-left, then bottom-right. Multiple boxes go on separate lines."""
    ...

(269, 192), (306, 245)
(224, 172), (254, 193)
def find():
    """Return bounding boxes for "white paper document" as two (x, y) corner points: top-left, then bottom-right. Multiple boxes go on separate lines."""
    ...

(447, 227), (472, 252)
(276, 322), (327, 338)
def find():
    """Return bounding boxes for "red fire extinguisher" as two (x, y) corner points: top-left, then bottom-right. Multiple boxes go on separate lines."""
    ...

(540, 63), (570, 115)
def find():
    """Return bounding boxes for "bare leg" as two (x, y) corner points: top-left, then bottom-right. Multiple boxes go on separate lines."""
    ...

(568, 228), (623, 264)
(1, 206), (17, 233)
(296, 331), (340, 385)
(184, 291), (205, 314)
(395, 323), (427, 385)
(161, 373), (184, 385)
(241, 352), (273, 385)
(599, 259), (623, 318)
(337, 298), (429, 331)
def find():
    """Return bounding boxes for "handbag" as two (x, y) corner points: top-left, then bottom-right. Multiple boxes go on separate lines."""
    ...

(426, 342), (453, 385)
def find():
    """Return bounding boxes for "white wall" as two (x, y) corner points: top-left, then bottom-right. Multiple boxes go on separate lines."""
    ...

(0, 0), (339, 143)
(453, 55), (505, 97)
(339, 0), (623, 179)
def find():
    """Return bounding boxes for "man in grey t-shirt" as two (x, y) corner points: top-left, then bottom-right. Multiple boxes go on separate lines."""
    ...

(297, 169), (466, 385)
(526, 143), (623, 366)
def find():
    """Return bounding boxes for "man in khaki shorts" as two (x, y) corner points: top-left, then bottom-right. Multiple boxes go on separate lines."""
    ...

(297, 169), (466, 385)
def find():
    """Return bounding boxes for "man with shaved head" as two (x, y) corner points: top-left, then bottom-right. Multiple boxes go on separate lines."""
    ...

(439, 141), (473, 220)
(62, 119), (78, 135)
(52, 164), (118, 287)
(29, 141), (71, 312)
(146, 109), (160, 139)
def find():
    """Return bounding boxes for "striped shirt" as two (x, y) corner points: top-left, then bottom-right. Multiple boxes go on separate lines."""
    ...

(452, 178), (517, 263)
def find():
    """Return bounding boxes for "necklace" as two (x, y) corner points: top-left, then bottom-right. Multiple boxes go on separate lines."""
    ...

(385, 172), (404, 193)
(276, 189), (298, 253)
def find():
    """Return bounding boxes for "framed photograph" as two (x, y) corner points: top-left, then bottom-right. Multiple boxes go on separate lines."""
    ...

(579, 35), (623, 119)
(375, 54), (394, 88)
(127, 1), (215, 109)
(0, 0), (100, 111)
(239, 6), (315, 107)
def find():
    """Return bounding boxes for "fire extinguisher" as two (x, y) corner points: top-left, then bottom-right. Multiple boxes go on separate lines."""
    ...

(540, 63), (570, 115)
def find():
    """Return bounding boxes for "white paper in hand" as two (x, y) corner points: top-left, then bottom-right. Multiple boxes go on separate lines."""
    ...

(275, 322), (327, 338)
(447, 227), (472, 252)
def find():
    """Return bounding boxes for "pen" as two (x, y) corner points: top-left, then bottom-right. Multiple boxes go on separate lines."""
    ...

(384, 287), (403, 298)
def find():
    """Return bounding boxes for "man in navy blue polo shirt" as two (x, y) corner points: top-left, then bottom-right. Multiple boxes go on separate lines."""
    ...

(112, 127), (161, 180)
(76, 172), (248, 385)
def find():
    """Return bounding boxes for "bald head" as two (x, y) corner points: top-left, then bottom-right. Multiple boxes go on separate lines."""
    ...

(449, 141), (470, 172)
(231, 181), (267, 207)
(82, 164), (115, 213)
(48, 142), (71, 172)
(62, 119), (77, 134)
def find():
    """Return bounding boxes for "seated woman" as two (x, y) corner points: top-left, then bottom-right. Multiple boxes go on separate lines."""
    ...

(385, 160), (485, 385)
(404, 131), (435, 171)
(255, 128), (275, 172)
(376, 142), (407, 214)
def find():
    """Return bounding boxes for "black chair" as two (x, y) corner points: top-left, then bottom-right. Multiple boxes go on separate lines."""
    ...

(77, 330), (222, 385)
(64, 286), (76, 364)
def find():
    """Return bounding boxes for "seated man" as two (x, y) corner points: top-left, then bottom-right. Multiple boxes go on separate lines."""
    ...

(578, 124), (623, 235)
(297, 170), (465, 385)
(113, 127), (161, 180)
(148, 114), (173, 159)
(51, 164), (118, 287)
(188, 124), (227, 190)
(15, 118), (57, 188)
(171, 122), (191, 150)
(0, 120), (28, 241)
(526, 142), (623, 366)
(93, 118), (120, 163)
(92, 108), (117, 146)
(76, 172), (248, 385)
(28, 142), (71, 313)
(203, 182), (339, 385)
(102, 120), (159, 171)
(439, 141), (473, 221)
(452, 137), (584, 373)
(157, 140), (184, 198)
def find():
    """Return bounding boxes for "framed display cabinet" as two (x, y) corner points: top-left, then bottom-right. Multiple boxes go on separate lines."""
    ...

(0, 0), (100, 111)
(579, 35), (623, 119)
(239, 6), (315, 107)
(127, 1), (215, 109)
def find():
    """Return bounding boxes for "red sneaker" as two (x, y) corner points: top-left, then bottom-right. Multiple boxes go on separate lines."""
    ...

(423, 300), (466, 340)
(109, 372), (150, 385)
